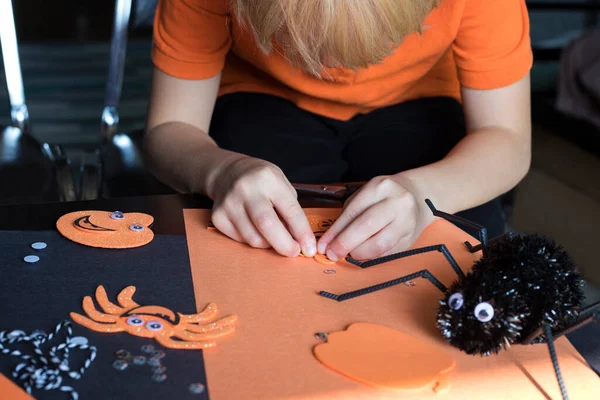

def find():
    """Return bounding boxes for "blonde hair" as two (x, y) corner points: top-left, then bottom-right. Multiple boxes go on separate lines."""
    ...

(232, 0), (438, 76)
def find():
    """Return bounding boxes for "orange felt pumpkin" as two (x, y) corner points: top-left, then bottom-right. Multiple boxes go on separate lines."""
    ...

(314, 323), (456, 393)
(56, 210), (154, 249)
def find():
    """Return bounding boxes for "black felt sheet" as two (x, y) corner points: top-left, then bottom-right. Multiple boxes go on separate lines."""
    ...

(0, 231), (208, 400)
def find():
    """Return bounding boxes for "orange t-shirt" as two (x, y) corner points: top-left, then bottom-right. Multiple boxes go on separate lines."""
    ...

(152, 0), (533, 121)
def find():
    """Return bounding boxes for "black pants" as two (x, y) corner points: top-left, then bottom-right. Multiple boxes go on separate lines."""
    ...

(209, 93), (505, 238)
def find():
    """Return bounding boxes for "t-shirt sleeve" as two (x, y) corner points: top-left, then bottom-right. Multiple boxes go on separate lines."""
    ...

(452, 0), (533, 89)
(152, 0), (232, 80)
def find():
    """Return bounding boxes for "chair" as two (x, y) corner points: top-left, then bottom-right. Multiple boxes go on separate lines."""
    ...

(83, 0), (171, 200)
(0, 0), (76, 205)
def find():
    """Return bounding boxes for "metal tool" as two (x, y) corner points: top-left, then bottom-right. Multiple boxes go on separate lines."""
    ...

(292, 182), (365, 201)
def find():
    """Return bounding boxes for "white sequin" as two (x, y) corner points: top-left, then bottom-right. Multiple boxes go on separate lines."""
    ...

(24, 255), (40, 263)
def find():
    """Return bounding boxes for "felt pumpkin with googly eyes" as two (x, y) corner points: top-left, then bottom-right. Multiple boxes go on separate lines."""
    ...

(56, 210), (154, 249)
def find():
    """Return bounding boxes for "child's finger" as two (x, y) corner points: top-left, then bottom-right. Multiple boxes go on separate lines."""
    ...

(246, 197), (301, 257)
(274, 197), (317, 257)
(325, 201), (395, 261)
(348, 223), (410, 261)
(211, 210), (246, 244)
(227, 207), (271, 249)
(316, 187), (376, 254)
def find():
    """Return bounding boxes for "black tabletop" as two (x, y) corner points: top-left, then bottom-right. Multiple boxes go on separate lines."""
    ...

(0, 193), (598, 384)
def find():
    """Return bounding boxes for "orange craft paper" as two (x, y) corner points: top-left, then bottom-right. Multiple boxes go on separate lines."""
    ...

(56, 210), (154, 249)
(313, 322), (456, 392)
(184, 208), (600, 400)
(0, 373), (34, 400)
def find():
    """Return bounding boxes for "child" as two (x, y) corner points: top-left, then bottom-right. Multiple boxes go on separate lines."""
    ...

(145, 0), (532, 262)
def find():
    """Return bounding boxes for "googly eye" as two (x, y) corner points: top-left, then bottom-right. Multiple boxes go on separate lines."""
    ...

(110, 211), (125, 220)
(126, 316), (144, 326)
(146, 321), (164, 331)
(474, 302), (494, 322)
(448, 293), (464, 310)
(129, 224), (145, 232)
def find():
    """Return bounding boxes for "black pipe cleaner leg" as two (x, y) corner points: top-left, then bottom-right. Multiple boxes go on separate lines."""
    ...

(425, 199), (488, 255)
(547, 299), (600, 340)
(319, 269), (447, 302)
(464, 242), (483, 253)
(543, 323), (569, 400)
(346, 244), (465, 280)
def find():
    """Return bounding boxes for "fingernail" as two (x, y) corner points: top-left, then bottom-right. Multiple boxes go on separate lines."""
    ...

(317, 242), (327, 254)
(326, 249), (339, 262)
(304, 243), (317, 257)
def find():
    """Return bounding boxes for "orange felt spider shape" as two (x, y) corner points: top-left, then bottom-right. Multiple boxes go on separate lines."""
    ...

(70, 285), (237, 350)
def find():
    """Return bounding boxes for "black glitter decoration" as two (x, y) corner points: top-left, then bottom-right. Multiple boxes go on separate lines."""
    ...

(319, 199), (593, 400)
(437, 233), (584, 356)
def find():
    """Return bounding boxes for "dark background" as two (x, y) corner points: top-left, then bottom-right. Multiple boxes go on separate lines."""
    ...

(12, 0), (113, 42)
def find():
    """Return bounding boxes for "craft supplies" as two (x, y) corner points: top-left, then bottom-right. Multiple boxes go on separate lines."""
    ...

(111, 345), (169, 383)
(56, 210), (155, 249)
(314, 323), (455, 393)
(189, 383), (205, 395)
(30, 242), (47, 250)
(0, 321), (96, 400)
(22, 255), (39, 264)
(70, 285), (238, 349)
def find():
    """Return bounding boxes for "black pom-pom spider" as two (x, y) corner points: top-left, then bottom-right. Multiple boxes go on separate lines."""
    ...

(320, 199), (600, 400)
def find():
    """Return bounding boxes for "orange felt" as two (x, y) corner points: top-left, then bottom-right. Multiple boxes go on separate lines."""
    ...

(314, 322), (456, 392)
(184, 208), (600, 400)
(313, 253), (337, 265)
(70, 285), (237, 349)
(0, 373), (34, 400)
(56, 211), (154, 249)
(307, 215), (337, 233)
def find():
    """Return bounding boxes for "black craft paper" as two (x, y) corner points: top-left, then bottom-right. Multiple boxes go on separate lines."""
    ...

(0, 231), (209, 400)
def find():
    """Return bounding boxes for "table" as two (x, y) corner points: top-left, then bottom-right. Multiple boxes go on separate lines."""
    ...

(0, 194), (598, 400)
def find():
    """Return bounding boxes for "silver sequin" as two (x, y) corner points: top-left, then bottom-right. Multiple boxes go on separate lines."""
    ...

(23, 255), (40, 264)
(112, 359), (128, 371)
(141, 344), (155, 354)
(31, 242), (47, 250)
(189, 383), (205, 394)
(152, 373), (167, 383)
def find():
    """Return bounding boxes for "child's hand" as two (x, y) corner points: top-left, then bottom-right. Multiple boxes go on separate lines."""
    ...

(317, 175), (432, 261)
(209, 155), (316, 258)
